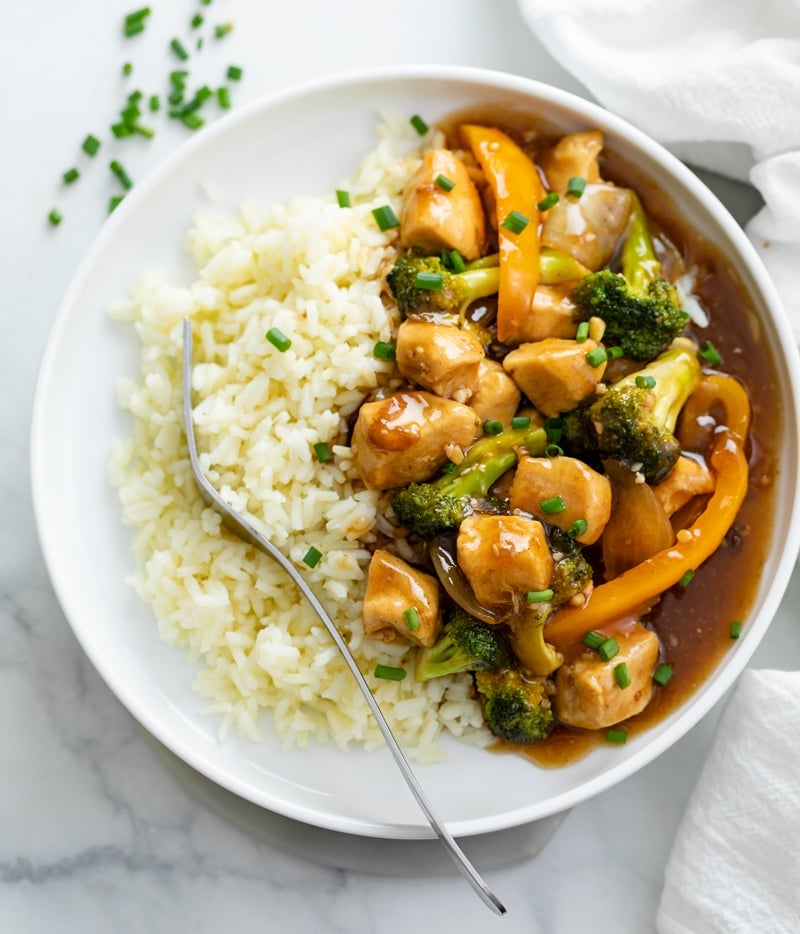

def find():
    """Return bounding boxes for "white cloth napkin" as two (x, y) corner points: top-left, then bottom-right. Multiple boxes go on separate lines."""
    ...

(656, 669), (800, 934)
(517, 0), (800, 340)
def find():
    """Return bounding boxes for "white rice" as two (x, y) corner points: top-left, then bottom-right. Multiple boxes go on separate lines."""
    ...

(109, 112), (489, 760)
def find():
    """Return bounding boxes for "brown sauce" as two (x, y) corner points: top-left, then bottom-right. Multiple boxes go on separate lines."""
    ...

(439, 107), (782, 766)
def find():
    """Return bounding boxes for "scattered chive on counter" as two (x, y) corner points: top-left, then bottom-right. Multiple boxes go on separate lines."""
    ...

(266, 327), (291, 352)
(170, 37), (190, 60)
(302, 546), (323, 569)
(109, 195), (124, 213)
(215, 23), (234, 39)
(217, 87), (231, 110)
(82, 135), (101, 156)
(227, 65), (243, 81)
(62, 168), (80, 185)
(48, 209), (63, 226)
(110, 160), (133, 190)
(374, 664), (407, 682)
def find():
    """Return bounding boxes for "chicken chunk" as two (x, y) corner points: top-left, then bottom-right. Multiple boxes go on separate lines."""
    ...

(509, 455), (612, 545)
(362, 549), (442, 647)
(396, 319), (484, 402)
(457, 514), (553, 609)
(653, 454), (715, 517)
(400, 148), (486, 260)
(467, 359), (522, 428)
(541, 183), (632, 271)
(525, 285), (581, 341)
(541, 130), (604, 194)
(351, 390), (477, 490)
(554, 623), (659, 729)
(502, 338), (606, 417)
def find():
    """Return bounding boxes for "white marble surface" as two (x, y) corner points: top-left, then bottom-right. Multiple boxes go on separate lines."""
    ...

(4, 1), (799, 932)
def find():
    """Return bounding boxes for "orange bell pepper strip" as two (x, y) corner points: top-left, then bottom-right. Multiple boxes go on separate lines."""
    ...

(679, 373), (751, 448)
(461, 125), (546, 344)
(544, 429), (749, 654)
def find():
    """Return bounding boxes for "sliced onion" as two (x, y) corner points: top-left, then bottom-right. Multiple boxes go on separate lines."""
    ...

(427, 533), (508, 624)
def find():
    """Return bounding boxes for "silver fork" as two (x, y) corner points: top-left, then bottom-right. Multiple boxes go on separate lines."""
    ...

(181, 318), (506, 916)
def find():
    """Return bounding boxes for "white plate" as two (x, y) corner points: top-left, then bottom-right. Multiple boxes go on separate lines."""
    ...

(31, 66), (800, 838)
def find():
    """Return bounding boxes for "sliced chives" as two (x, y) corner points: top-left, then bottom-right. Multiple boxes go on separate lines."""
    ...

(568, 518), (588, 539)
(124, 7), (151, 34)
(149, 95), (160, 111)
(606, 728), (628, 744)
(441, 462), (457, 474)
(122, 62), (133, 76)
(121, 103), (141, 123)
(170, 38), (190, 61)
(635, 374), (656, 389)
(434, 173), (455, 191)
(545, 443), (564, 457)
(511, 415), (531, 429)
(699, 340), (722, 366)
(730, 620), (743, 639)
(410, 114), (428, 135)
(130, 123), (155, 139)
(403, 607), (421, 631)
(678, 570), (695, 587)
(544, 417), (563, 443)
(62, 168), (80, 185)
(448, 249), (466, 273)
(500, 210), (530, 235)
(614, 662), (632, 689)
(582, 631), (606, 651)
(575, 321), (589, 343)
(82, 134), (101, 156)
(414, 271), (444, 291)
(653, 663), (674, 686)
(109, 195), (124, 214)
(313, 442), (332, 463)
(585, 347), (608, 368)
(170, 69), (189, 85)
(227, 65), (243, 81)
(526, 589), (554, 604)
(373, 341), (396, 362)
(482, 419), (503, 436)
(335, 189), (351, 208)
(217, 86), (231, 110)
(598, 637), (620, 662)
(111, 122), (133, 138)
(109, 160), (133, 190)
(196, 85), (213, 103)
(607, 346), (624, 359)
(540, 496), (566, 515)
(537, 192), (559, 211)
(182, 113), (205, 130)
(302, 546), (323, 568)
(191, 13), (204, 28)
(128, 90), (143, 104)
(567, 176), (586, 198)
(215, 22), (233, 39)
(266, 327), (291, 352)
(124, 21), (145, 37)
(372, 205), (400, 231)
(374, 664), (407, 681)
(48, 209), (62, 226)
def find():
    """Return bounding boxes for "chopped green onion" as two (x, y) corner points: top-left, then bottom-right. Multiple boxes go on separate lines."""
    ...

(227, 65), (243, 81)
(302, 546), (323, 568)
(335, 189), (351, 208)
(122, 62), (133, 75)
(585, 347), (608, 368)
(62, 168), (80, 185)
(130, 123), (155, 139)
(537, 192), (559, 211)
(544, 416), (563, 443)
(606, 728), (628, 744)
(678, 570), (695, 587)
(575, 321), (589, 343)
(109, 195), (124, 214)
(181, 113), (204, 130)
(582, 631), (606, 651)
(482, 420), (503, 436)
(217, 86), (231, 110)
(635, 374), (656, 389)
(653, 663), (674, 686)
(374, 664), (407, 681)
(567, 176), (586, 198)
(121, 103), (141, 123)
(403, 607), (421, 631)
(215, 22), (233, 39)
(614, 662), (632, 689)
(128, 90), (143, 104)
(730, 620), (743, 639)
(109, 160), (133, 190)
(434, 173), (455, 192)
(448, 249), (466, 273)
(170, 69), (188, 86)
(568, 518), (588, 539)
(48, 209), (62, 226)
(373, 341), (396, 362)
(124, 7), (151, 25)
(191, 13), (204, 28)
(410, 114), (429, 135)
(197, 37), (204, 50)
(540, 496), (566, 515)
(500, 210), (530, 235)
(123, 8), (150, 36)
(599, 637), (620, 662)
(266, 327), (291, 352)
(82, 134), (101, 156)
(511, 415), (531, 430)
(124, 20), (145, 37)
(170, 38), (190, 60)
(607, 346), (624, 359)
(526, 589), (554, 603)
(414, 271), (444, 291)
(200, 0), (212, 5)
(196, 85), (213, 103)
(371, 205), (400, 231)
(699, 340), (722, 366)
(111, 122), (133, 139)
(545, 443), (564, 457)
(313, 442), (332, 463)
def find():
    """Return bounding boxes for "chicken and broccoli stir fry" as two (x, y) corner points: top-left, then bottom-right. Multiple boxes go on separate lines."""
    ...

(352, 120), (753, 751)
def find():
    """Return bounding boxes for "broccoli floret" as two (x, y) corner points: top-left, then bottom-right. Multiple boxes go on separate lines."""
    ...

(562, 338), (701, 482)
(474, 667), (554, 744)
(572, 195), (689, 361)
(387, 253), (499, 319)
(415, 606), (512, 682)
(392, 424), (547, 538)
(546, 526), (593, 607)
